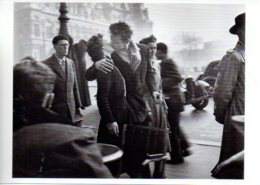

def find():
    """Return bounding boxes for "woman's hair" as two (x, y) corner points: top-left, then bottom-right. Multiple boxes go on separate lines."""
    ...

(109, 21), (133, 43)
(139, 35), (157, 45)
(156, 42), (168, 54)
(87, 34), (105, 62)
(14, 57), (56, 106)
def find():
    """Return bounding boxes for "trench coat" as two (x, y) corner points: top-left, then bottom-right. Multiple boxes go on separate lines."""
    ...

(13, 123), (112, 178)
(42, 55), (82, 123)
(212, 41), (245, 178)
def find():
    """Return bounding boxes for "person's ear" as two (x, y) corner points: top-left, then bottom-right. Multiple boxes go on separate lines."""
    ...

(41, 92), (55, 109)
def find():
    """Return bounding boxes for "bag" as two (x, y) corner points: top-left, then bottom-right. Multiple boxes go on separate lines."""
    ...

(122, 124), (169, 155)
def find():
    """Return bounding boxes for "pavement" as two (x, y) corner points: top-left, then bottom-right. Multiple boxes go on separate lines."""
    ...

(80, 86), (223, 179)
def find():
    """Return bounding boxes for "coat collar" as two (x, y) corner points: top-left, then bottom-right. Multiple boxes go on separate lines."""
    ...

(235, 41), (245, 62)
(114, 41), (142, 72)
(49, 54), (66, 79)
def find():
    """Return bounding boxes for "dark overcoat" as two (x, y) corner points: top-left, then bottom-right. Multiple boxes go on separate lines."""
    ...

(13, 123), (112, 178)
(111, 44), (157, 124)
(160, 58), (184, 112)
(42, 54), (82, 123)
(96, 65), (128, 146)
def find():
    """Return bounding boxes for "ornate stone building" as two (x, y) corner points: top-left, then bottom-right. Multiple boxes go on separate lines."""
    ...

(14, 3), (153, 62)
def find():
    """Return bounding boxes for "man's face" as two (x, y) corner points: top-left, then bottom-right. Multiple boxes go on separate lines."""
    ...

(110, 34), (127, 51)
(54, 40), (69, 57)
(237, 25), (245, 44)
(156, 49), (165, 60)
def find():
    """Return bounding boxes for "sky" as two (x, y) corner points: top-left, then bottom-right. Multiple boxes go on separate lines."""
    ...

(144, 3), (245, 50)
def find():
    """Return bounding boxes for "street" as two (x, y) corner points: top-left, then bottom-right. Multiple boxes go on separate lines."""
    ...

(81, 86), (223, 179)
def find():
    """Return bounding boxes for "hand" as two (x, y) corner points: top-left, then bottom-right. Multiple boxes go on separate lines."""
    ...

(107, 122), (119, 136)
(152, 91), (163, 104)
(95, 58), (114, 74)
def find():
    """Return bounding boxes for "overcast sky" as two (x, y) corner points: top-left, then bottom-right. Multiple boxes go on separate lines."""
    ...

(144, 3), (245, 49)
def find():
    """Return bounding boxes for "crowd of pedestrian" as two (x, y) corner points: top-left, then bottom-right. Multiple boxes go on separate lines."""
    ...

(12, 12), (245, 179)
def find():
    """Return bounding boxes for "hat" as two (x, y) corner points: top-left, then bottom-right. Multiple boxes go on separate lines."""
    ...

(229, 13), (245, 34)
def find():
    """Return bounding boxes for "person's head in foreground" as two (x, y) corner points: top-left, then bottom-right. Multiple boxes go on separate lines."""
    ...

(13, 57), (56, 130)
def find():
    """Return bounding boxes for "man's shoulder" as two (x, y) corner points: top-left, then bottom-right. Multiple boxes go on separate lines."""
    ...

(42, 54), (55, 64)
(224, 49), (244, 61)
(161, 58), (177, 65)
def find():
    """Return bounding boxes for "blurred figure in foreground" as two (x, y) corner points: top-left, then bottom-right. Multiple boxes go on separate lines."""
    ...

(13, 58), (112, 178)
(156, 42), (191, 164)
(212, 13), (245, 179)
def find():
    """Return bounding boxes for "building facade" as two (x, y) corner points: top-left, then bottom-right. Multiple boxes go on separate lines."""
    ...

(14, 3), (153, 62)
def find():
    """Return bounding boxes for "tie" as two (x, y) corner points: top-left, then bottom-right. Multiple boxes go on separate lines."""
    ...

(60, 60), (66, 72)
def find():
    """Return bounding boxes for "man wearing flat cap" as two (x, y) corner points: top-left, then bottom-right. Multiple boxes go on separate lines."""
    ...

(212, 13), (245, 179)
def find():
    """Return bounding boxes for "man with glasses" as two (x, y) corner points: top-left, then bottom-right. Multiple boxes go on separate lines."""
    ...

(42, 35), (82, 124)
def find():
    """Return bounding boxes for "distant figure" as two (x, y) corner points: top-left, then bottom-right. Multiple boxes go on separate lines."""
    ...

(156, 42), (191, 164)
(42, 35), (82, 124)
(13, 58), (112, 178)
(212, 13), (245, 179)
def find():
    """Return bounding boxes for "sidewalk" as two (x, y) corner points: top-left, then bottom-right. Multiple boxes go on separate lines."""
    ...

(80, 86), (221, 179)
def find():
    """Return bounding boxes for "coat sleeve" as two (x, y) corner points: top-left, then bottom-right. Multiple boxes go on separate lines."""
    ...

(213, 52), (242, 123)
(85, 64), (98, 81)
(96, 70), (116, 124)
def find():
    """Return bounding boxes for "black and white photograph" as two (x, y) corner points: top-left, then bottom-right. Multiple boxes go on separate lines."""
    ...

(0, 0), (259, 184)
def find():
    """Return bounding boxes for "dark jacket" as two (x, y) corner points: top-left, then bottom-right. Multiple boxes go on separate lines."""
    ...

(13, 123), (112, 178)
(111, 43), (157, 124)
(160, 58), (184, 112)
(96, 65), (129, 145)
(42, 54), (82, 123)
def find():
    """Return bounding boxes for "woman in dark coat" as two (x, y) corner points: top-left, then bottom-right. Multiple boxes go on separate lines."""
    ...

(156, 42), (191, 164)
(87, 34), (128, 147)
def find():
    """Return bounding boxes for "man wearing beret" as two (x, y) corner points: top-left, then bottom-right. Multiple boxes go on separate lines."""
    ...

(212, 13), (245, 179)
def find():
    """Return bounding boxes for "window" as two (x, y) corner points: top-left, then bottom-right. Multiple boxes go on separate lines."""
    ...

(33, 23), (41, 37)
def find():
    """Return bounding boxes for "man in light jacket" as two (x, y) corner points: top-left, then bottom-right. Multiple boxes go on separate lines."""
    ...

(212, 12), (245, 179)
